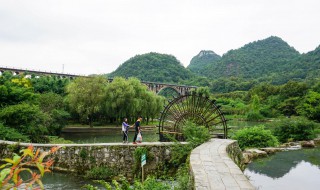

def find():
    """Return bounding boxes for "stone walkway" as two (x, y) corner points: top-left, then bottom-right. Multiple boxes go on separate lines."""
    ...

(190, 139), (255, 190)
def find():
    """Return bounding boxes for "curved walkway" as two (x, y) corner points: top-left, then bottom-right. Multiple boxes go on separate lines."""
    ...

(190, 139), (255, 190)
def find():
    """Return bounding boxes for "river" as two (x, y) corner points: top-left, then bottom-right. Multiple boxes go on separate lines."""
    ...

(244, 147), (320, 190)
(60, 131), (159, 143)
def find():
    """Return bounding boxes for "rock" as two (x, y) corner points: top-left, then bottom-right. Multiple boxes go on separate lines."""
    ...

(242, 152), (253, 164)
(243, 149), (268, 161)
(314, 138), (320, 145)
(259, 147), (284, 154)
(279, 143), (290, 148)
(300, 140), (315, 148)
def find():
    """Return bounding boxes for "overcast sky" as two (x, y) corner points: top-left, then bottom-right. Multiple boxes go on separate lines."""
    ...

(1, 0), (320, 75)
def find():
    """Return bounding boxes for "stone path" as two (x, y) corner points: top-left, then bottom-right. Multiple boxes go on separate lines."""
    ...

(190, 139), (255, 190)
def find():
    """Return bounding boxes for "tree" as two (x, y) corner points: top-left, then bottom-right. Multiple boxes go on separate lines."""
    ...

(104, 77), (135, 122)
(0, 103), (49, 142)
(37, 92), (70, 135)
(66, 76), (107, 127)
(298, 91), (320, 122)
(104, 77), (165, 124)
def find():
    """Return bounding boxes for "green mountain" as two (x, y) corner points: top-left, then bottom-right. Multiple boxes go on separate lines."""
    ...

(297, 45), (320, 80)
(187, 50), (221, 75)
(109, 52), (194, 83)
(202, 36), (301, 81)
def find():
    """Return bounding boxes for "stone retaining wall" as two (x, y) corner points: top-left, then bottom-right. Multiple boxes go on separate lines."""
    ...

(0, 140), (177, 180)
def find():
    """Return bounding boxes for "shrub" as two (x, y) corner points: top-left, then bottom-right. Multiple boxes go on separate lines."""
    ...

(182, 121), (210, 145)
(170, 122), (210, 165)
(135, 176), (172, 190)
(246, 111), (264, 121)
(233, 126), (279, 150)
(0, 145), (60, 189)
(84, 166), (115, 180)
(47, 136), (73, 144)
(0, 103), (49, 142)
(273, 117), (317, 143)
(175, 165), (193, 190)
(0, 123), (29, 142)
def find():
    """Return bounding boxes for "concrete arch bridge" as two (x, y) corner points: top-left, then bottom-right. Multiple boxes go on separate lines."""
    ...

(0, 66), (196, 96)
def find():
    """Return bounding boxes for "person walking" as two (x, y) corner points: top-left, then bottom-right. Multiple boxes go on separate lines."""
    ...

(132, 116), (142, 144)
(122, 118), (131, 143)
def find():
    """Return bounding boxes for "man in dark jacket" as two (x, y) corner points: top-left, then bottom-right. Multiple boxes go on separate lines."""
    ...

(132, 116), (142, 144)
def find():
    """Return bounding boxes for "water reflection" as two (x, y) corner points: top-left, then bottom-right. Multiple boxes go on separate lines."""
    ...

(244, 147), (320, 190)
(41, 172), (96, 190)
(60, 131), (159, 143)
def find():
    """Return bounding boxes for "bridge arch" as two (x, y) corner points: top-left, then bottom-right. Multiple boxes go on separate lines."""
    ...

(157, 86), (180, 96)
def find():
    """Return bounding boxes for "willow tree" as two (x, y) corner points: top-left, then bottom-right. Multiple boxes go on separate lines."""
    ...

(104, 77), (136, 123)
(104, 77), (165, 124)
(66, 76), (107, 127)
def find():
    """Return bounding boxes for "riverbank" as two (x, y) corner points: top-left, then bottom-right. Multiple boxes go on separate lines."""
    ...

(244, 145), (320, 190)
(242, 138), (320, 164)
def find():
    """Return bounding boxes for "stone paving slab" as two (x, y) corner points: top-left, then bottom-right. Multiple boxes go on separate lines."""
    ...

(190, 139), (256, 190)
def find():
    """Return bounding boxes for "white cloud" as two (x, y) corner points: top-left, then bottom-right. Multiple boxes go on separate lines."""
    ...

(0, 0), (320, 75)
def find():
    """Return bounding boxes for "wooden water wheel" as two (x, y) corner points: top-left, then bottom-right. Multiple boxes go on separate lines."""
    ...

(158, 92), (228, 141)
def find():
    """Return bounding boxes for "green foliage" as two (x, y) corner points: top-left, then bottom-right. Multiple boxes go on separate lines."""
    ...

(0, 123), (29, 142)
(194, 86), (210, 97)
(0, 103), (49, 142)
(297, 91), (320, 122)
(233, 126), (279, 150)
(109, 52), (194, 83)
(47, 136), (73, 144)
(135, 176), (172, 190)
(187, 50), (221, 75)
(0, 74), (70, 143)
(83, 176), (173, 190)
(245, 94), (264, 121)
(279, 81), (308, 98)
(175, 165), (193, 190)
(84, 166), (115, 180)
(66, 76), (108, 127)
(182, 122), (210, 146)
(185, 37), (320, 93)
(104, 77), (165, 124)
(133, 147), (148, 177)
(246, 111), (264, 121)
(202, 36), (300, 81)
(170, 122), (210, 166)
(273, 117), (316, 143)
(31, 76), (70, 95)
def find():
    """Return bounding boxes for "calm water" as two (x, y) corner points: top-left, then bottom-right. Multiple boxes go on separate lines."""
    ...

(18, 170), (101, 190)
(244, 147), (320, 190)
(60, 131), (159, 143)
(41, 172), (100, 190)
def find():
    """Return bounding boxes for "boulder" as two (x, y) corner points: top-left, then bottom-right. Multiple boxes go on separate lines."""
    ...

(244, 149), (268, 158)
(314, 138), (320, 145)
(259, 147), (284, 154)
(242, 152), (253, 164)
(300, 140), (315, 148)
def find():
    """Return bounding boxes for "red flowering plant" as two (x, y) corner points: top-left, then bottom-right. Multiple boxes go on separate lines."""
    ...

(0, 145), (60, 190)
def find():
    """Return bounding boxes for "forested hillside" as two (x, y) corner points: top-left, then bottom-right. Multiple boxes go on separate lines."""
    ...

(202, 36), (300, 80)
(109, 52), (194, 83)
(107, 36), (320, 93)
(187, 50), (221, 75)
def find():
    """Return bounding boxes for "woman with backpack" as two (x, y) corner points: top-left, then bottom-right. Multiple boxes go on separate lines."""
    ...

(122, 118), (131, 143)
